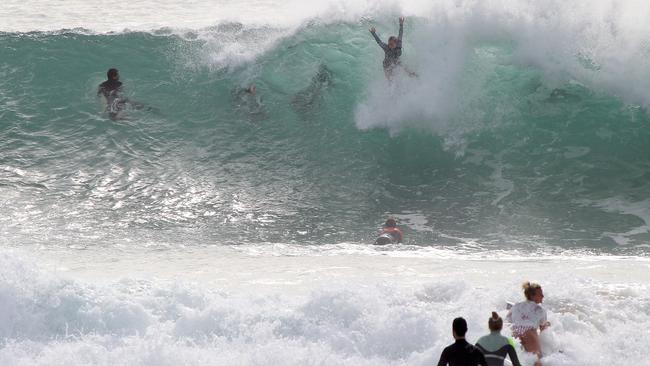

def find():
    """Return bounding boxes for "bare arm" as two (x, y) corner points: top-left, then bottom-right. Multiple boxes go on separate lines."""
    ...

(540, 321), (550, 331)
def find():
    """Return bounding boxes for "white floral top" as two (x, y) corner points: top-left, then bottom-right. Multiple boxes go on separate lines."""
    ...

(507, 300), (547, 336)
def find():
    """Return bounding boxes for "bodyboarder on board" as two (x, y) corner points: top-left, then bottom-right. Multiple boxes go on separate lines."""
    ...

(375, 218), (404, 245)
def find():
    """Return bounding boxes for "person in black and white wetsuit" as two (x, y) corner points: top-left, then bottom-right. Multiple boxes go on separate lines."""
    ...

(369, 17), (417, 79)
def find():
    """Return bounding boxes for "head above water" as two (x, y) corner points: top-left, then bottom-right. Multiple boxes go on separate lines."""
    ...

(388, 36), (398, 49)
(523, 281), (544, 303)
(107, 68), (119, 80)
(488, 311), (503, 331)
(385, 218), (397, 227)
(452, 317), (468, 339)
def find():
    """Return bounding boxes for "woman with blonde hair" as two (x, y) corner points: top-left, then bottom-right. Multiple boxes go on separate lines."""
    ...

(507, 282), (550, 366)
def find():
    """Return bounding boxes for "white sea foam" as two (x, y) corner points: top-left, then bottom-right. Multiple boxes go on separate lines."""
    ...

(0, 248), (648, 365)
(354, 0), (650, 139)
(0, 0), (430, 33)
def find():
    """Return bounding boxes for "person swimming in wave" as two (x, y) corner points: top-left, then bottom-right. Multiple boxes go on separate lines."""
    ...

(378, 218), (403, 243)
(291, 64), (333, 115)
(476, 312), (522, 366)
(506, 282), (550, 366)
(438, 317), (488, 366)
(369, 17), (417, 80)
(233, 83), (266, 120)
(98, 68), (125, 119)
(98, 68), (151, 120)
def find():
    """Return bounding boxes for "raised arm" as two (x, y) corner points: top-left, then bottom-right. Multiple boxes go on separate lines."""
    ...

(369, 27), (388, 50)
(398, 17), (404, 42)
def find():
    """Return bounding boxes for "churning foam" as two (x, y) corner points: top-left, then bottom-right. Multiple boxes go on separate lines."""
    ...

(1, 248), (648, 365)
(0, 0), (429, 33)
(355, 0), (650, 138)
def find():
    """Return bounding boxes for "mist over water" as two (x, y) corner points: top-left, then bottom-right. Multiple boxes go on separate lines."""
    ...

(2, 1), (650, 365)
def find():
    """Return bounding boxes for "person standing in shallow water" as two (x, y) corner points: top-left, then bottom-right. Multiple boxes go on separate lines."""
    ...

(437, 317), (488, 366)
(507, 282), (550, 366)
(476, 312), (522, 366)
(369, 17), (417, 79)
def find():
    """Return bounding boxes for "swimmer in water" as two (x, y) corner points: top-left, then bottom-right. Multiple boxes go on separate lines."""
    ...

(506, 282), (550, 366)
(233, 83), (266, 121)
(97, 68), (152, 120)
(98, 68), (124, 119)
(476, 312), (522, 366)
(291, 64), (333, 114)
(369, 17), (417, 80)
(379, 218), (403, 243)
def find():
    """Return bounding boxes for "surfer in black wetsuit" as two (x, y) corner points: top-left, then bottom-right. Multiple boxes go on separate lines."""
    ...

(369, 17), (417, 79)
(98, 68), (152, 119)
(291, 64), (333, 114)
(438, 317), (489, 366)
(98, 68), (125, 119)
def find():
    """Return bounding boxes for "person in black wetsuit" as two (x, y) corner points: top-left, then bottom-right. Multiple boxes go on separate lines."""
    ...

(98, 68), (124, 119)
(476, 312), (522, 366)
(291, 63), (333, 114)
(438, 317), (488, 366)
(98, 68), (152, 120)
(369, 17), (417, 79)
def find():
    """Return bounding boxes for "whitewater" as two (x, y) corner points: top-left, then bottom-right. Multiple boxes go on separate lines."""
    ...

(1, 0), (650, 365)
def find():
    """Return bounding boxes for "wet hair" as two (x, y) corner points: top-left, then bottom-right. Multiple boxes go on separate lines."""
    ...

(388, 36), (397, 44)
(107, 68), (119, 79)
(385, 218), (397, 227)
(488, 311), (503, 331)
(522, 281), (542, 300)
(452, 317), (468, 337)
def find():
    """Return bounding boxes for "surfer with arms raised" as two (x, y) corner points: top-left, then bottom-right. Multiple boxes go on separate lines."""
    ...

(369, 17), (417, 79)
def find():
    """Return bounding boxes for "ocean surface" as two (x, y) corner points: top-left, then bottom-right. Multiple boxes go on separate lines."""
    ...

(1, 1), (649, 365)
